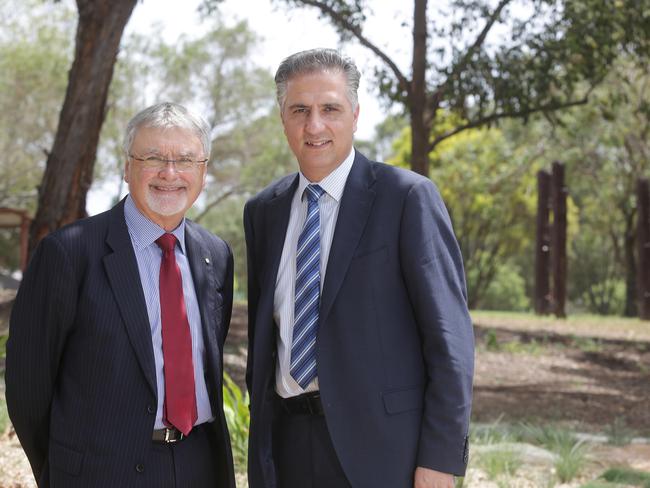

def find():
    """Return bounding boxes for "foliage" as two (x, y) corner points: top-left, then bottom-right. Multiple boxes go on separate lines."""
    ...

(601, 467), (650, 487)
(390, 119), (538, 308)
(0, 395), (8, 435)
(605, 417), (636, 446)
(222, 373), (249, 471)
(479, 263), (530, 312)
(526, 59), (650, 316)
(0, 0), (75, 211)
(201, 0), (650, 176)
(477, 447), (522, 480)
(519, 423), (588, 482)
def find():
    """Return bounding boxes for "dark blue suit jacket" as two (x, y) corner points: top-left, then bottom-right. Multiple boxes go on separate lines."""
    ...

(244, 152), (474, 488)
(6, 199), (236, 488)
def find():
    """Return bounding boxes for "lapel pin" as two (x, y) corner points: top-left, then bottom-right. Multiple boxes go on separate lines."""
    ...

(204, 257), (210, 264)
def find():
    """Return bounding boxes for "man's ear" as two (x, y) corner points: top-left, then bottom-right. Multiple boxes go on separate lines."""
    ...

(123, 159), (131, 183)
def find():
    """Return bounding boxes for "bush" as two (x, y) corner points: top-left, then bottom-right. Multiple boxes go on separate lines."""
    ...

(222, 373), (249, 473)
(476, 263), (530, 312)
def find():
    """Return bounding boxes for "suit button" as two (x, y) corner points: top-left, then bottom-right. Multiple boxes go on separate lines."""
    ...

(147, 405), (155, 414)
(135, 464), (145, 473)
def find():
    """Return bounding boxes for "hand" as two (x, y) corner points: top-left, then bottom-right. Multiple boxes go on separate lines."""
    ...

(414, 466), (455, 488)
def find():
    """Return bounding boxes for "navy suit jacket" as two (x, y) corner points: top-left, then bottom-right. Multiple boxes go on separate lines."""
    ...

(6, 199), (236, 488)
(244, 152), (474, 488)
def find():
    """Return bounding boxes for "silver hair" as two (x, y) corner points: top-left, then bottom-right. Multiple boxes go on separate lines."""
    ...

(274, 48), (361, 112)
(122, 102), (211, 158)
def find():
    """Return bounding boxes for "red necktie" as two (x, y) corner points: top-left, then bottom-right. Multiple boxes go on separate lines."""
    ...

(156, 233), (197, 435)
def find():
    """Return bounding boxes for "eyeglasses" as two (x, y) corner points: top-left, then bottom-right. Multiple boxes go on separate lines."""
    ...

(129, 154), (208, 172)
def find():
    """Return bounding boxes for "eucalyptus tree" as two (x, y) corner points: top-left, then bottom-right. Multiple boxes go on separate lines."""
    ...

(204, 0), (650, 177)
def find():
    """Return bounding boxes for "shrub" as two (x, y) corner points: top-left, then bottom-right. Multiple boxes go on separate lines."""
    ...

(222, 373), (249, 472)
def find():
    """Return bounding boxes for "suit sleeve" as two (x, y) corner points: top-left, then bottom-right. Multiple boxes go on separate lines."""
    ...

(399, 179), (474, 476)
(5, 234), (78, 482)
(242, 201), (259, 397)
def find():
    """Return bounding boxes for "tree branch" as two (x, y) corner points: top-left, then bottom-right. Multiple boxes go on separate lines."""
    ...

(428, 0), (515, 124)
(193, 185), (242, 223)
(451, 0), (515, 79)
(295, 0), (411, 99)
(428, 97), (589, 151)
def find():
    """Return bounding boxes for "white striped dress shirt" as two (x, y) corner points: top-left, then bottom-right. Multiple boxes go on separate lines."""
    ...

(274, 148), (356, 398)
(124, 195), (213, 429)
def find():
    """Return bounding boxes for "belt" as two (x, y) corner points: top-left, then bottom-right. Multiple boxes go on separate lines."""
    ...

(278, 391), (324, 415)
(152, 427), (185, 443)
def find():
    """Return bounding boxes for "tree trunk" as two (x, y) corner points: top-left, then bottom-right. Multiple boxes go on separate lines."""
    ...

(636, 178), (650, 320)
(409, 0), (429, 176)
(535, 170), (552, 315)
(551, 162), (567, 318)
(28, 0), (137, 256)
(623, 209), (637, 317)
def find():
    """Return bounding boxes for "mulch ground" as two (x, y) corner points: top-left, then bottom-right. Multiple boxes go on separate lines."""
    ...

(3, 301), (650, 487)
(224, 305), (650, 436)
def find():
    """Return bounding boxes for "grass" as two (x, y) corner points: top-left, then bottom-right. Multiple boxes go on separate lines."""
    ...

(471, 310), (650, 342)
(518, 423), (589, 483)
(478, 447), (522, 480)
(483, 327), (548, 355)
(0, 395), (8, 435)
(601, 467), (650, 486)
(605, 417), (636, 446)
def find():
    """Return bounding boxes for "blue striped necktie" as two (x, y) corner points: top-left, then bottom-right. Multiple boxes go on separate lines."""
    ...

(290, 184), (326, 389)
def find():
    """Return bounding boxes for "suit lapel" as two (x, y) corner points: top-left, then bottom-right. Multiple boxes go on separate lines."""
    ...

(261, 175), (298, 297)
(184, 224), (220, 375)
(320, 153), (376, 324)
(103, 200), (157, 396)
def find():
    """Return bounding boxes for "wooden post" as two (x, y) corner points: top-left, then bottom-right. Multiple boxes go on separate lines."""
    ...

(552, 162), (567, 318)
(535, 170), (552, 315)
(638, 178), (650, 320)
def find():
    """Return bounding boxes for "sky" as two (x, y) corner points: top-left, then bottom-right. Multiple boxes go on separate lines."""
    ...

(88, 0), (412, 214)
(125, 0), (411, 139)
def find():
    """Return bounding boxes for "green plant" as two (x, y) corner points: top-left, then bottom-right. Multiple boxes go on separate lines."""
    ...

(478, 448), (521, 480)
(0, 395), (9, 435)
(0, 333), (7, 359)
(579, 482), (619, 488)
(605, 417), (635, 446)
(222, 373), (249, 472)
(601, 467), (650, 486)
(471, 417), (511, 445)
(555, 439), (588, 483)
(485, 329), (499, 351)
(519, 423), (588, 483)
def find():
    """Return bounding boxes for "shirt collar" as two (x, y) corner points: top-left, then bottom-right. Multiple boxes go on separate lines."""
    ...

(297, 147), (355, 203)
(124, 194), (186, 253)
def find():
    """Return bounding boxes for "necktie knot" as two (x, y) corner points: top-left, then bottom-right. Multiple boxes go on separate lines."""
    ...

(305, 184), (325, 203)
(156, 233), (177, 253)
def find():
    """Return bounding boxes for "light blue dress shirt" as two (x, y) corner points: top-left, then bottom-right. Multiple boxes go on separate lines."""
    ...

(124, 195), (213, 429)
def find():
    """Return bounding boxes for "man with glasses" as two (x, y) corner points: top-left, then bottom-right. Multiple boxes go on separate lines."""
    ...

(6, 102), (236, 488)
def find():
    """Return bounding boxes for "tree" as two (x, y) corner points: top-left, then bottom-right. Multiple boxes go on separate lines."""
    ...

(529, 59), (650, 316)
(389, 118), (538, 308)
(208, 0), (650, 177)
(28, 0), (138, 255)
(0, 0), (75, 212)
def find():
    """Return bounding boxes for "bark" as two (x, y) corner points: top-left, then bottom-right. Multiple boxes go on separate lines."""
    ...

(28, 0), (137, 255)
(535, 170), (552, 315)
(409, 0), (429, 176)
(551, 162), (567, 318)
(624, 210), (637, 317)
(637, 178), (650, 320)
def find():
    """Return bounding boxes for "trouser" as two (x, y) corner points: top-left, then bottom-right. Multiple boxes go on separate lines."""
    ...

(273, 393), (352, 488)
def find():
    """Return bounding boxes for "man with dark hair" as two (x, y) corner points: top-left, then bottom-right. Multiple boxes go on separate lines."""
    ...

(6, 102), (236, 488)
(244, 48), (475, 488)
